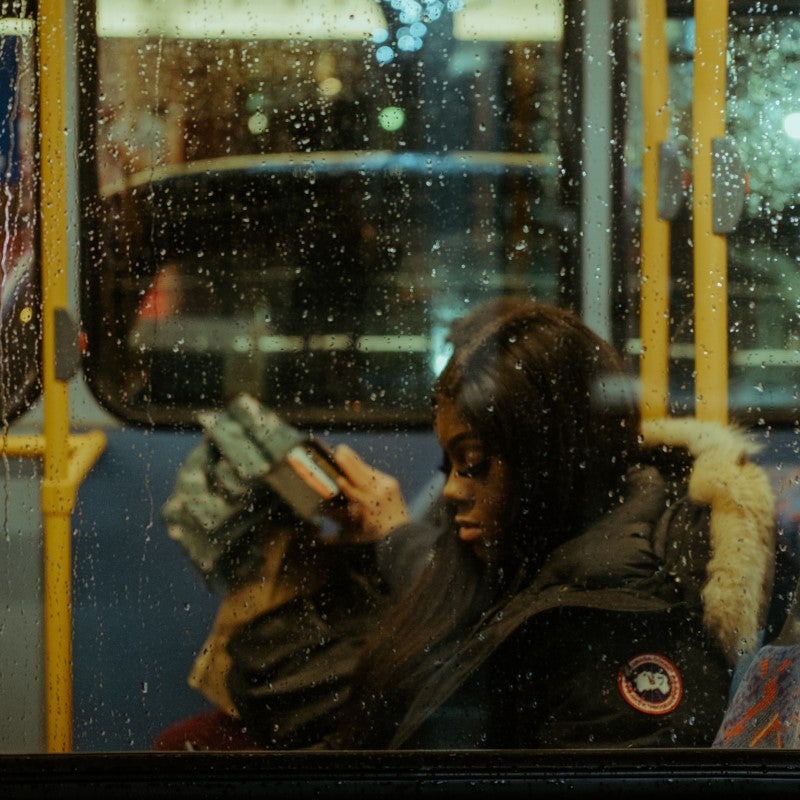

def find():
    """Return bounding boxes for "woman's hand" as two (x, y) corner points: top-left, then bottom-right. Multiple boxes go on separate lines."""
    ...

(322, 444), (410, 543)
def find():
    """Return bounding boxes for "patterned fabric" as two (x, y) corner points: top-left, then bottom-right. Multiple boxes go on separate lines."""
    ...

(713, 645), (800, 748)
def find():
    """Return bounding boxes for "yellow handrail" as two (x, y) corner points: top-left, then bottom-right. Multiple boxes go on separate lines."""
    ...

(692, 0), (730, 424)
(4, 430), (108, 752)
(41, 0), (102, 754)
(0, 0), (108, 753)
(638, 0), (671, 421)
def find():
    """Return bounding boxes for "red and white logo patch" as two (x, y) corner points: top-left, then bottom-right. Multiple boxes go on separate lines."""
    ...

(617, 653), (683, 715)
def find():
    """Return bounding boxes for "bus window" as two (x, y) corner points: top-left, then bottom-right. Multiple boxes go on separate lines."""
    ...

(79, 0), (566, 428)
(625, 3), (800, 425)
(0, 14), (39, 425)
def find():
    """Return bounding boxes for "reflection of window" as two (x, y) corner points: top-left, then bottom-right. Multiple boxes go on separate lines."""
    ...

(137, 262), (182, 320)
(84, 3), (565, 426)
(97, 152), (560, 426)
(0, 18), (40, 424)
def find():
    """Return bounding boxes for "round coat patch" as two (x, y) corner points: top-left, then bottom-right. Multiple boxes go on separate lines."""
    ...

(617, 653), (683, 715)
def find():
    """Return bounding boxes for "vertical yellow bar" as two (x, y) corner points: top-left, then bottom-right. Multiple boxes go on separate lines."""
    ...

(38, 0), (73, 752)
(638, 0), (670, 421)
(692, 0), (729, 424)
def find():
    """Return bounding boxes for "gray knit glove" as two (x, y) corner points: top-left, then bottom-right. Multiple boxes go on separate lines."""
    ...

(162, 394), (331, 592)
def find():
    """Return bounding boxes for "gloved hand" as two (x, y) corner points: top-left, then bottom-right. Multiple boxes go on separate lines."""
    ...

(162, 393), (322, 592)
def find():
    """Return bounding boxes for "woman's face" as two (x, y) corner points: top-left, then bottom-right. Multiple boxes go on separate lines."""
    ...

(434, 395), (515, 562)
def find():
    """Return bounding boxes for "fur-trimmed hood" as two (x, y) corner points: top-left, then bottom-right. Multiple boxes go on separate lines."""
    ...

(641, 417), (777, 666)
(385, 418), (776, 749)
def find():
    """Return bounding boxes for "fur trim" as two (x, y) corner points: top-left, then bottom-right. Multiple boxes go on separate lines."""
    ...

(641, 417), (776, 665)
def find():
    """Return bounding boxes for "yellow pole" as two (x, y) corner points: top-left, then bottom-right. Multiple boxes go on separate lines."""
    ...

(0, 0), (106, 753)
(638, 0), (670, 421)
(38, 0), (75, 753)
(692, 0), (729, 424)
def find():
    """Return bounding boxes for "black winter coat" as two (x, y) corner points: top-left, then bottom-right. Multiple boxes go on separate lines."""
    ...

(225, 419), (776, 749)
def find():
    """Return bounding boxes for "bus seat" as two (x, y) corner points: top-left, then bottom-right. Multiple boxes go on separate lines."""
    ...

(152, 708), (264, 751)
(713, 575), (800, 749)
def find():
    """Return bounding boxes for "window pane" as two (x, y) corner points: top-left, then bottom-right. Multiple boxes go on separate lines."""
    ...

(626, 5), (800, 423)
(82, 0), (565, 427)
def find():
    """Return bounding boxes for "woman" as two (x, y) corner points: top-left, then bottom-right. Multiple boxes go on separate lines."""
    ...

(160, 298), (777, 749)
(320, 297), (776, 748)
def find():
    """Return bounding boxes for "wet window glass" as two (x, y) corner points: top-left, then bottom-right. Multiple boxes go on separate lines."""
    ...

(81, 0), (565, 427)
(0, 13), (39, 425)
(625, 5), (800, 424)
(45, 0), (800, 769)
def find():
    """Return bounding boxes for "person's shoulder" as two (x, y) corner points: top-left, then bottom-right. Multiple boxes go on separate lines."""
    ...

(641, 416), (776, 666)
(639, 416), (765, 482)
(506, 602), (714, 676)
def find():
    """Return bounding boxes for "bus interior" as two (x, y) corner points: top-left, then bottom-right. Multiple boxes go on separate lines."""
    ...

(4, 0), (800, 794)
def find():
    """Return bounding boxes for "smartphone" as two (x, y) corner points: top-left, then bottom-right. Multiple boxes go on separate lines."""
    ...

(284, 438), (343, 501)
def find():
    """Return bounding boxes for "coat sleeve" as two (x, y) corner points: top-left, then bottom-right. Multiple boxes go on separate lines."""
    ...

(224, 522), (443, 748)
